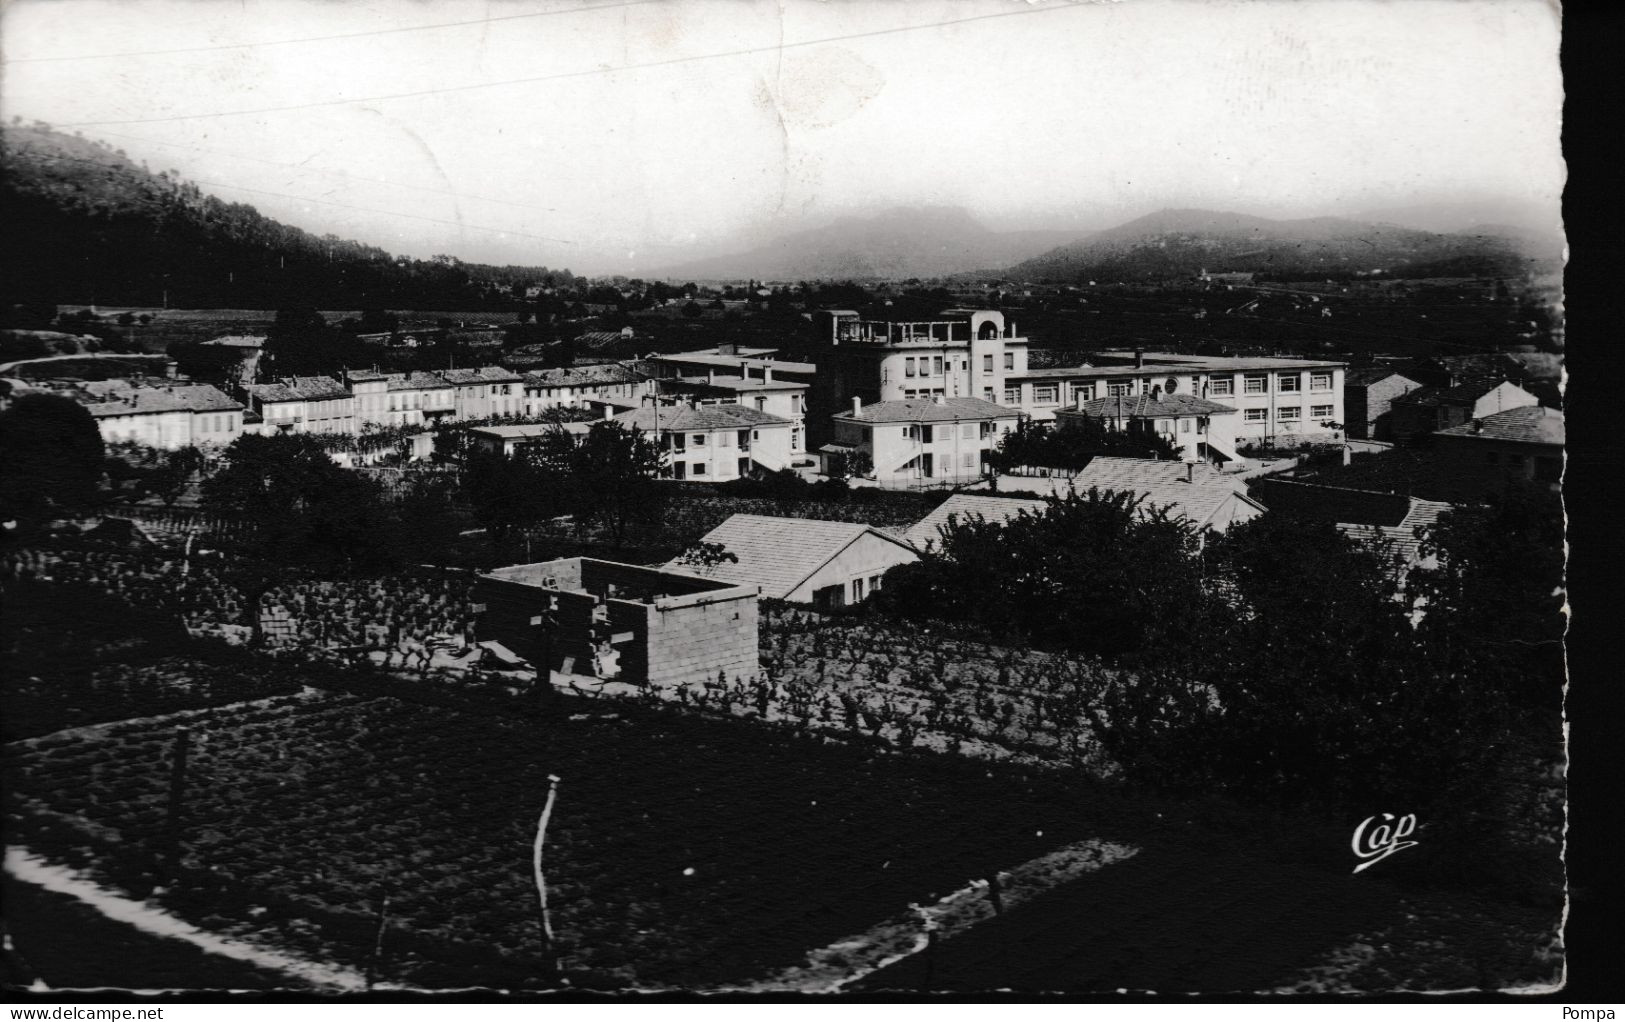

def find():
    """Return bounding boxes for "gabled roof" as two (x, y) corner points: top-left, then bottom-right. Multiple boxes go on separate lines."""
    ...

(385, 370), (456, 392)
(437, 366), (523, 386)
(668, 513), (917, 599)
(1435, 405), (1564, 445)
(1058, 393), (1237, 419)
(612, 403), (791, 432)
(77, 382), (242, 417)
(903, 494), (1050, 551)
(1346, 365), (1421, 387)
(1072, 457), (1262, 530)
(523, 363), (649, 388)
(1392, 379), (1528, 408)
(244, 376), (351, 402)
(836, 396), (1017, 424)
(1338, 499), (1454, 571)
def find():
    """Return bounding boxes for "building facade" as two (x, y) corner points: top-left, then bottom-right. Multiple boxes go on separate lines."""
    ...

(612, 402), (795, 481)
(242, 376), (356, 435)
(439, 366), (525, 420)
(75, 380), (244, 449)
(1053, 391), (1240, 464)
(826, 395), (1021, 487)
(1344, 367), (1426, 440)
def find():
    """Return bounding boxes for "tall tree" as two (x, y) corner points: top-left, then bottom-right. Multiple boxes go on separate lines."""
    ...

(566, 421), (666, 550)
(0, 392), (106, 528)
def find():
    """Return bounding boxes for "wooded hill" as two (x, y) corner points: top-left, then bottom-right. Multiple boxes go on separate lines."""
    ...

(0, 124), (576, 310)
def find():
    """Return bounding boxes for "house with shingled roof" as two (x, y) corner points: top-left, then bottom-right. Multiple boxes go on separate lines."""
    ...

(827, 394), (1020, 487)
(902, 493), (1050, 552)
(612, 402), (794, 480)
(1432, 406), (1564, 495)
(522, 362), (655, 416)
(667, 513), (919, 608)
(436, 365), (524, 420)
(72, 380), (244, 449)
(1388, 379), (1538, 445)
(243, 375), (355, 435)
(1344, 366), (1426, 440)
(1054, 390), (1240, 465)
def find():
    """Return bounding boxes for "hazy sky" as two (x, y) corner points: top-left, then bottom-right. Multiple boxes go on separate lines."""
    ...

(1, 0), (1564, 275)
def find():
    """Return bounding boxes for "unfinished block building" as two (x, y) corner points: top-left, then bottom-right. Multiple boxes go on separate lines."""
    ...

(473, 557), (759, 689)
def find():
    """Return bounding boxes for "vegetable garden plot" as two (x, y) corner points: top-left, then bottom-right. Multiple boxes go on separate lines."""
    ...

(5, 690), (1103, 990)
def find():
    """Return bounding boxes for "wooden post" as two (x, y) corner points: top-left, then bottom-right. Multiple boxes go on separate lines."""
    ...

(365, 890), (390, 991)
(533, 775), (562, 980)
(164, 726), (191, 881)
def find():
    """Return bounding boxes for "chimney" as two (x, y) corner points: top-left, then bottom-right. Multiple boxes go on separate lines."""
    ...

(1134, 347), (1144, 369)
(852, 396), (862, 416)
(740, 360), (749, 379)
(764, 366), (773, 383)
(1075, 388), (1086, 411)
(1185, 461), (1195, 484)
(933, 393), (945, 406)
(1471, 418), (1483, 434)
(707, 368), (715, 386)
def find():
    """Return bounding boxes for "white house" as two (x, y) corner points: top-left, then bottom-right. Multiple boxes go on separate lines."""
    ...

(382, 371), (458, 427)
(438, 366), (525, 419)
(826, 395), (1021, 487)
(668, 513), (919, 609)
(242, 376), (356, 435)
(1052, 391), (1240, 464)
(656, 365), (810, 456)
(612, 402), (795, 481)
(76, 380), (244, 449)
(522, 363), (654, 415)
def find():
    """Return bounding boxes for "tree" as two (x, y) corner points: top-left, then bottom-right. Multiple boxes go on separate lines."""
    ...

(681, 301), (703, 319)
(988, 417), (1179, 475)
(566, 421), (666, 550)
(823, 448), (872, 483)
(874, 488), (1207, 656)
(463, 432), (574, 542)
(0, 393), (106, 528)
(675, 540), (737, 571)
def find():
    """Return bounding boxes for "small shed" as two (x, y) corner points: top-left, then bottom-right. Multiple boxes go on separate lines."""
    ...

(669, 514), (919, 609)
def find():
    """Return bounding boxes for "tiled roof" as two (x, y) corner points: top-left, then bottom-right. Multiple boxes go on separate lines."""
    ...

(1071, 457), (1260, 530)
(1346, 366), (1420, 387)
(903, 494), (1050, 551)
(1338, 498), (1454, 571)
(523, 363), (648, 388)
(346, 370), (389, 383)
(438, 366), (523, 386)
(1435, 405), (1564, 445)
(385, 371), (455, 392)
(1393, 380), (1530, 408)
(468, 422), (592, 439)
(77, 382), (242, 417)
(244, 376), (352, 402)
(836, 396), (1017, 424)
(668, 514), (916, 599)
(612, 403), (791, 432)
(202, 335), (267, 348)
(1058, 393), (1236, 419)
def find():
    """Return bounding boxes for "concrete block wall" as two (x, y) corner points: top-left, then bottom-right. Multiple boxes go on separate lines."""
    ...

(645, 591), (760, 690)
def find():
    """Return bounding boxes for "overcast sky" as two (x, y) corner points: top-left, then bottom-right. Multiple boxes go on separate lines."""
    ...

(1, 0), (1564, 275)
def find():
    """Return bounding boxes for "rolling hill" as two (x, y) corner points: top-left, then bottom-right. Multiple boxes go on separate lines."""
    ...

(1003, 208), (1555, 283)
(0, 124), (574, 310)
(655, 206), (1078, 282)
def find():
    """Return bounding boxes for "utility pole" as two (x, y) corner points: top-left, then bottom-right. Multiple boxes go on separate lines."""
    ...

(533, 775), (563, 982)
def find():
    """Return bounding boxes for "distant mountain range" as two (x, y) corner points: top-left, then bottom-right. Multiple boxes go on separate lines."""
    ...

(655, 206), (1078, 281)
(660, 205), (1560, 284)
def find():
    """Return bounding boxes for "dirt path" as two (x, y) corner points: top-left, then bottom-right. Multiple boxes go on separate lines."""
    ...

(730, 837), (1139, 993)
(4, 848), (364, 993)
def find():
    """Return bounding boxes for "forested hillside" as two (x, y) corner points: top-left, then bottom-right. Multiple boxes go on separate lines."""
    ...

(0, 123), (575, 310)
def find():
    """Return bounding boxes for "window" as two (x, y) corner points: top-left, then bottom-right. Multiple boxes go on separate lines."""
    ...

(983, 354), (994, 373)
(1311, 404), (1334, 419)
(1070, 383), (1094, 402)
(962, 451), (975, 468)
(1165, 377), (1180, 393)
(933, 356), (944, 376)
(1208, 377), (1235, 396)
(691, 433), (706, 447)
(936, 424), (952, 441)
(961, 423), (974, 439)
(673, 462), (686, 479)
(1311, 372), (1333, 391)
(869, 574), (883, 592)
(1277, 406), (1301, 421)
(1245, 408), (1268, 422)
(1004, 353), (1015, 370)
(1244, 375), (1268, 394)
(1181, 418), (1193, 433)
(718, 431), (732, 448)
(1003, 387), (1020, 404)
(905, 357), (917, 378)
(693, 462), (707, 475)
(983, 387), (994, 400)
(1108, 381), (1133, 396)
(1034, 384), (1058, 404)
(1278, 374), (1301, 392)
(852, 577), (866, 601)
(754, 396), (766, 410)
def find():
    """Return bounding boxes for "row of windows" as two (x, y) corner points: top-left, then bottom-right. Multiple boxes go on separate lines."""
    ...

(905, 423), (985, 442)
(998, 372), (1339, 404)
(1241, 405), (1336, 422)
